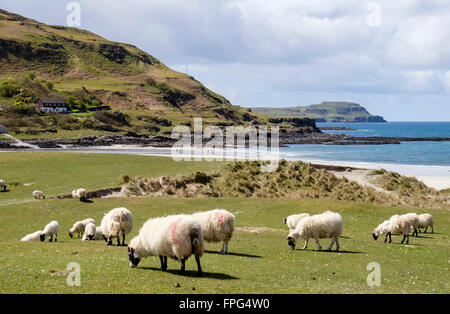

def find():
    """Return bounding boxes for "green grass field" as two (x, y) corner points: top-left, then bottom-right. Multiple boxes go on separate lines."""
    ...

(0, 153), (448, 293)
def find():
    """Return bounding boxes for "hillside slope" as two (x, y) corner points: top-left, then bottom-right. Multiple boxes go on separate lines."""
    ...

(0, 9), (263, 131)
(252, 102), (386, 122)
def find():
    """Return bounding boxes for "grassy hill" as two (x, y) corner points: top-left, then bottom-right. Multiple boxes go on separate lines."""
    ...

(0, 9), (280, 137)
(252, 102), (386, 123)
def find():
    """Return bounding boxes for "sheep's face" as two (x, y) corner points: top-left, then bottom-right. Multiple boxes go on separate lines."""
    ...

(372, 232), (379, 241)
(128, 246), (141, 268)
(88, 235), (94, 240)
(283, 218), (287, 224)
(287, 236), (296, 250)
(40, 234), (46, 242)
(68, 232), (73, 238)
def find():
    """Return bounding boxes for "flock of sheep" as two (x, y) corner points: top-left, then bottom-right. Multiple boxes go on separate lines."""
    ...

(12, 180), (435, 276)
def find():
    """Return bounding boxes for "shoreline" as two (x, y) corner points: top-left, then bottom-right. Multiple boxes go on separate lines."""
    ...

(1, 144), (449, 190)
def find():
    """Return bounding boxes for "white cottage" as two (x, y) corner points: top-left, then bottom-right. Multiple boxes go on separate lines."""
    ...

(36, 98), (68, 112)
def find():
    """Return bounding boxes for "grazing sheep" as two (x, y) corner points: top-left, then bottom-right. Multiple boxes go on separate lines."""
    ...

(404, 213), (420, 236)
(72, 188), (87, 201)
(372, 220), (392, 243)
(21, 230), (42, 242)
(284, 213), (310, 231)
(418, 214), (434, 233)
(0, 179), (6, 191)
(287, 211), (343, 251)
(81, 226), (105, 241)
(32, 190), (45, 200)
(101, 207), (133, 246)
(128, 214), (204, 275)
(40, 221), (60, 242)
(191, 209), (235, 254)
(84, 223), (97, 240)
(373, 214), (411, 244)
(69, 218), (95, 238)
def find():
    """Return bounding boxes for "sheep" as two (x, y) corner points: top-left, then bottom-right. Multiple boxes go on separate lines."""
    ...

(68, 218), (95, 238)
(403, 213), (420, 236)
(0, 179), (6, 191)
(284, 213), (310, 231)
(21, 230), (42, 242)
(191, 209), (235, 254)
(287, 211), (343, 251)
(32, 190), (46, 200)
(81, 226), (105, 241)
(83, 223), (97, 241)
(128, 214), (204, 275)
(72, 188), (87, 201)
(372, 214), (411, 244)
(101, 207), (133, 246)
(40, 221), (60, 242)
(418, 214), (434, 233)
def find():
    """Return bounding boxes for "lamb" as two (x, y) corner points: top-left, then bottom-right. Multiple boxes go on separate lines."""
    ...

(82, 226), (105, 241)
(101, 207), (133, 246)
(69, 218), (95, 238)
(403, 213), (420, 236)
(128, 214), (204, 275)
(83, 223), (97, 241)
(191, 209), (235, 254)
(418, 214), (434, 233)
(32, 190), (46, 200)
(287, 211), (343, 251)
(40, 221), (60, 242)
(284, 213), (310, 231)
(0, 179), (6, 191)
(21, 230), (42, 242)
(372, 214), (411, 244)
(72, 188), (87, 201)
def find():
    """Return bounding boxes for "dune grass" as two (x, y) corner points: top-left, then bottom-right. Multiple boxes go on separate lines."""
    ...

(0, 153), (448, 294)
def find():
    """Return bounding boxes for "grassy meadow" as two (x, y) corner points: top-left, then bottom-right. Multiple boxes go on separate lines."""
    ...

(0, 152), (449, 294)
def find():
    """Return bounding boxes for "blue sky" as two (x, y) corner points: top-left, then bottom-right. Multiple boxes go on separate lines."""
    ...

(1, 0), (450, 121)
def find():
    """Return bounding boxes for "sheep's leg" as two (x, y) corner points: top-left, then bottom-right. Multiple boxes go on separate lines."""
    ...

(384, 234), (388, 243)
(180, 257), (187, 273)
(401, 235), (406, 244)
(220, 241), (228, 254)
(334, 237), (340, 251)
(55, 234), (57, 242)
(122, 233), (126, 246)
(302, 238), (309, 250)
(424, 227), (428, 233)
(315, 238), (322, 251)
(106, 237), (112, 246)
(388, 233), (392, 243)
(326, 238), (335, 251)
(164, 256), (167, 269)
(195, 254), (203, 275)
(159, 255), (167, 271)
(116, 236), (121, 246)
(406, 235), (409, 244)
(49, 234), (53, 242)
(431, 226), (434, 233)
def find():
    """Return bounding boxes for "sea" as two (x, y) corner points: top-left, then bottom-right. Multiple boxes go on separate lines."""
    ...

(280, 122), (450, 167)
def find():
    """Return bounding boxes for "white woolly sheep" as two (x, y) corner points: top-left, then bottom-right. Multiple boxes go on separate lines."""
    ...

(418, 214), (434, 233)
(128, 214), (204, 274)
(40, 221), (60, 242)
(403, 213), (420, 236)
(191, 209), (235, 254)
(0, 179), (6, 191)
(373, 214), (411, 244)
(69, 218), (95, 238)
(81, 226), (105, 241)
(83, 223), (97, 241)
(72, 188), (87, 201)
(284, 213), (310, 231)
(287, 211), (343, 251)
(21, 230), (42, 242)
(32, 190), (45, 200)
(101, 207), (133, 246)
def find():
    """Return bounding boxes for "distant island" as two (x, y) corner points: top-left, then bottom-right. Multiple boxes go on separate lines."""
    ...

(252, 101), (387, 123)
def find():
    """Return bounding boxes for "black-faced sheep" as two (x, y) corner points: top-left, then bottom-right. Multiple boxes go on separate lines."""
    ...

(40, 221), (60, 242)
(101, 207), (133, 246)
(128, 214), (204, 275)
(287, 211), (343, 251)
(191, 209), (235, 254)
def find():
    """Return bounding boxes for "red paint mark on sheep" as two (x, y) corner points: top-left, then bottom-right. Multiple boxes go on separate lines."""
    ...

(171, 223), (180, 244)
(218, 214), (224, 226)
